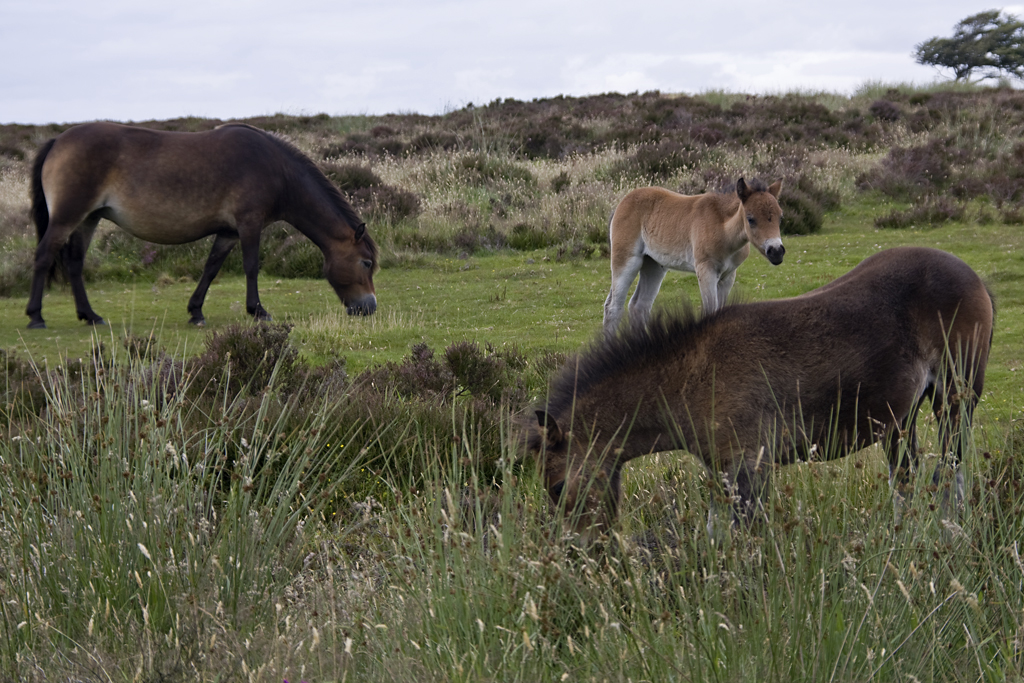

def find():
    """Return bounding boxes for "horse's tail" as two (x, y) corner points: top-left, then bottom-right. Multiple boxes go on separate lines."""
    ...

(985, 283), (996, 352)
(31, 139), (54, 243)
(30, 138), (61, 284)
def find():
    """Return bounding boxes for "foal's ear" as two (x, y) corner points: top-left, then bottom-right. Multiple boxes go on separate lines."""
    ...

(535, 410), (564, 448)
(353, 222), (366, 240)
(736, 177), (751, 202)
(768, 179), (783, 198)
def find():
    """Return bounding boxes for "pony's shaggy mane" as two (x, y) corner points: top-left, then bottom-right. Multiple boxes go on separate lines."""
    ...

(717, 177), (769, 195)
(220, 124), (378, 262)
(544, 305), (720, 419)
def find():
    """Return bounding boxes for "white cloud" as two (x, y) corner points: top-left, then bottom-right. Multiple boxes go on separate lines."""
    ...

(0, 0), (1006, 123)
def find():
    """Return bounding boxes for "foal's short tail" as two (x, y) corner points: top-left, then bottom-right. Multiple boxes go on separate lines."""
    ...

(30, 138), (61, 284)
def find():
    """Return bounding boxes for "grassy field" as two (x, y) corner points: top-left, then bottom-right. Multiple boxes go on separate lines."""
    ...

(3, 196), (1020, 413)
(1, 86), (1024, 681)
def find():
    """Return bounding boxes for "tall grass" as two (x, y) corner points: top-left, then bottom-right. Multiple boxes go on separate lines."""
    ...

(0, 337), (1021, 680)
(0, 345), (370, 679)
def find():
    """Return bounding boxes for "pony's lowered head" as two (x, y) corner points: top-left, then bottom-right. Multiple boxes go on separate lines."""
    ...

(323, 221), (378, 316)
(529, 409), (622, 541)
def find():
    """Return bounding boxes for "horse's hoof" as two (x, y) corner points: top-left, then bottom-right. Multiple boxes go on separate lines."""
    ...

(86, 317), (106, 326)
(189, 316), (206, 327)
(27, 320), (46, 330)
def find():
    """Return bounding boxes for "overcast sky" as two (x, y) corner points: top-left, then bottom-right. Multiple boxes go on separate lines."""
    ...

(0, 1), (1014, 125)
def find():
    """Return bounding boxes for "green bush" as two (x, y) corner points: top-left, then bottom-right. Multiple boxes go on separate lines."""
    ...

(459, 153), (536, 185)
(321, 162), (383, 191)
(352, 184), (422, 223)
(608, 140), (704, 180)
(0, 349), (46, 419)
(187, 322), (345, 399)
(507, 222), (557, 250)
(874, 196), (968, 228)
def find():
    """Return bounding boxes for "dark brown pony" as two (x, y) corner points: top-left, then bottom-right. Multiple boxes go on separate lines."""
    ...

(27, 122), (378, 329)
(529, 247), (994, 539)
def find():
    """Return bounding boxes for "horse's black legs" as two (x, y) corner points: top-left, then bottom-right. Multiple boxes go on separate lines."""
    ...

(188, 233), (239, 326)
(239, 228), (271, 322)
(26, 222), (80, 329)
(26, 242), (52, 328)
(65, 218), (104, 325)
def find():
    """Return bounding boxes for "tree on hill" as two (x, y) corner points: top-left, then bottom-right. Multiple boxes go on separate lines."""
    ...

(914, 10), (1024, 82)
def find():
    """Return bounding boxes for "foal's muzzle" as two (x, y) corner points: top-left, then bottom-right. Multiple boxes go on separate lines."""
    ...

(765, 244), (785, 265)
(346, 294), (377, 316)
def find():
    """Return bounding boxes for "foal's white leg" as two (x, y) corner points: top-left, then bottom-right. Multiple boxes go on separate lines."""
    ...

(603, 253), (644, 332)
(716, 269), (738, 309)
(627, 257), (667, 328)
(695, 262), (721, 314)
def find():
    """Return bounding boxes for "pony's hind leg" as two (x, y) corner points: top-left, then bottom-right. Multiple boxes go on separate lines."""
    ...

(930, 376), (976, 517)
(188, 232), (239, 326)
(27, 216), (89, 329)
(627, 256), (667, 328)
(65, 215), (104, 325)
(603, 253), (644, 333)
(886, 399), (924, 525)
(706, 448), (769, 541)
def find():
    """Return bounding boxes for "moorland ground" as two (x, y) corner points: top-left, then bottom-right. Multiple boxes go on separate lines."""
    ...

(0, 83), (1022, 682)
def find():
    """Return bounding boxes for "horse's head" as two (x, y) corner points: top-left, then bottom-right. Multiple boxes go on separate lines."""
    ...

(325, 222), (378, 315)
(737, 177), (785, 266)
(529, 410), (620, 542)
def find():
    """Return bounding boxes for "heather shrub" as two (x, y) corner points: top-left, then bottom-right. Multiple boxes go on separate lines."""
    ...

(453, 225), (508, 253)
(322, 133), (408, 158)
(0, 241), (34, 297)
(459, 153), (536, 185)
(1000, 204), (1024, 225)
(445, 341), (527, 404)
(874, 196), (968, 229)
(409, 131), (460, 153)
(90, 229), (216, 281)
(856, 139), (961, 199)
(550, 171), (571, 194)
(187, 322), (333, 398)
(0, 349), (46, 419)
(0, 144), (25, 161)
(356, 342), (456, 401)
(608, 140), (704, 181)
(556, 238), (598, 262)
(351, 184), (422, 223)
(868, 99), (901, 122)
(122, 331), (167, 363)
(507, 222), (558, 250)
(778, 186), (824, 235)
(260, 223), (324, 279)
(321, 162), (383, 191)
(793, 174), (842, 212)
(319, 161), (421, 224)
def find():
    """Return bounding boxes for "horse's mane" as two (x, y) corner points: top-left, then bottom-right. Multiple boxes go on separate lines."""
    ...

(220, 124), (378, 261)
(716, 177), (769, 195)
(543, 305), (719, 419)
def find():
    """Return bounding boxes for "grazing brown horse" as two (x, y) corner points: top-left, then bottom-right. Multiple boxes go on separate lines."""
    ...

(27, 122), (378, 329)
(603, 178), (784, 332)
(531, 247), (993, 540)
